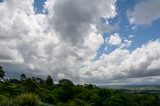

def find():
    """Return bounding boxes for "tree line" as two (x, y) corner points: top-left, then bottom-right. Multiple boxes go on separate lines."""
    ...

(0, 66), (160, 106)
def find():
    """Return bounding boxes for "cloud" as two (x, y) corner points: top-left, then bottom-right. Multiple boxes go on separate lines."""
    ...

(120, 39), (132, 49)
(0, 0), (160, 85)
(108, 33), (122, 46)
(0, 0), (114, 82)
(45, 0), (116, 45)
(127, 0), (160, 25)
(80, 40), (160, 83)
(105, 33), (133, 50)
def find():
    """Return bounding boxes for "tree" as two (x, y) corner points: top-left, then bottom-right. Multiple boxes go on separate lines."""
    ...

(55, 84), (74, 102)
(9, 79), (19, 83)
(35, 77), (45, 84)
(22, 78), (39, 92)
(46, 75), (53, 86)
(20, 74), (27, 81)
(0, 66), (5, 78)
(103, 94), (132, 106)
(58, 79), (74, 86)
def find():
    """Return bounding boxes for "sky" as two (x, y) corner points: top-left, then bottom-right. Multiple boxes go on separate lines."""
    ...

(0, 0), (160, 85)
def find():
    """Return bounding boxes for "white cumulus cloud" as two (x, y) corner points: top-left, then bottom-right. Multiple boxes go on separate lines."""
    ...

(0, 0), (160, 85)
(127, 0), (160, 25)
(108, 33), (122, 46)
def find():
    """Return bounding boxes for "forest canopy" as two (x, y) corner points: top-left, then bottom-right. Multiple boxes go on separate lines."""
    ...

(0, 66), (160, 106)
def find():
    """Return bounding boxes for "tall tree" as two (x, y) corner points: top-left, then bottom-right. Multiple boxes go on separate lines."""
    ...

(0, 66), (5, 78)
(20, 74), (27, 81)
(46, 75), (53, 86)
(58, 79), (74, 86)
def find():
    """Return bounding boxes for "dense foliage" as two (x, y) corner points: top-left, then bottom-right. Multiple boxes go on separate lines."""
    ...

(0, 66), (160, 106)
(0, 66), (5, 78)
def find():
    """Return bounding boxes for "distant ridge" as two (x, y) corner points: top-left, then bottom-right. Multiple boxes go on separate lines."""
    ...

(99, 85), (160, 90)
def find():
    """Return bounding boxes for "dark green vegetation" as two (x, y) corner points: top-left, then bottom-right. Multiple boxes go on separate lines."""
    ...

(0, 66), (160, 106)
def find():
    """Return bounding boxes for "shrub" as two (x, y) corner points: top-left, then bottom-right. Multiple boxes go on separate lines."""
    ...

(14, 93), (41, 106)
(0, 95), (13, 106)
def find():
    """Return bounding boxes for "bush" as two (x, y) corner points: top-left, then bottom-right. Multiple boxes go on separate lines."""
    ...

(0, 95), (13, 106)
(14, 93), (41, 106)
